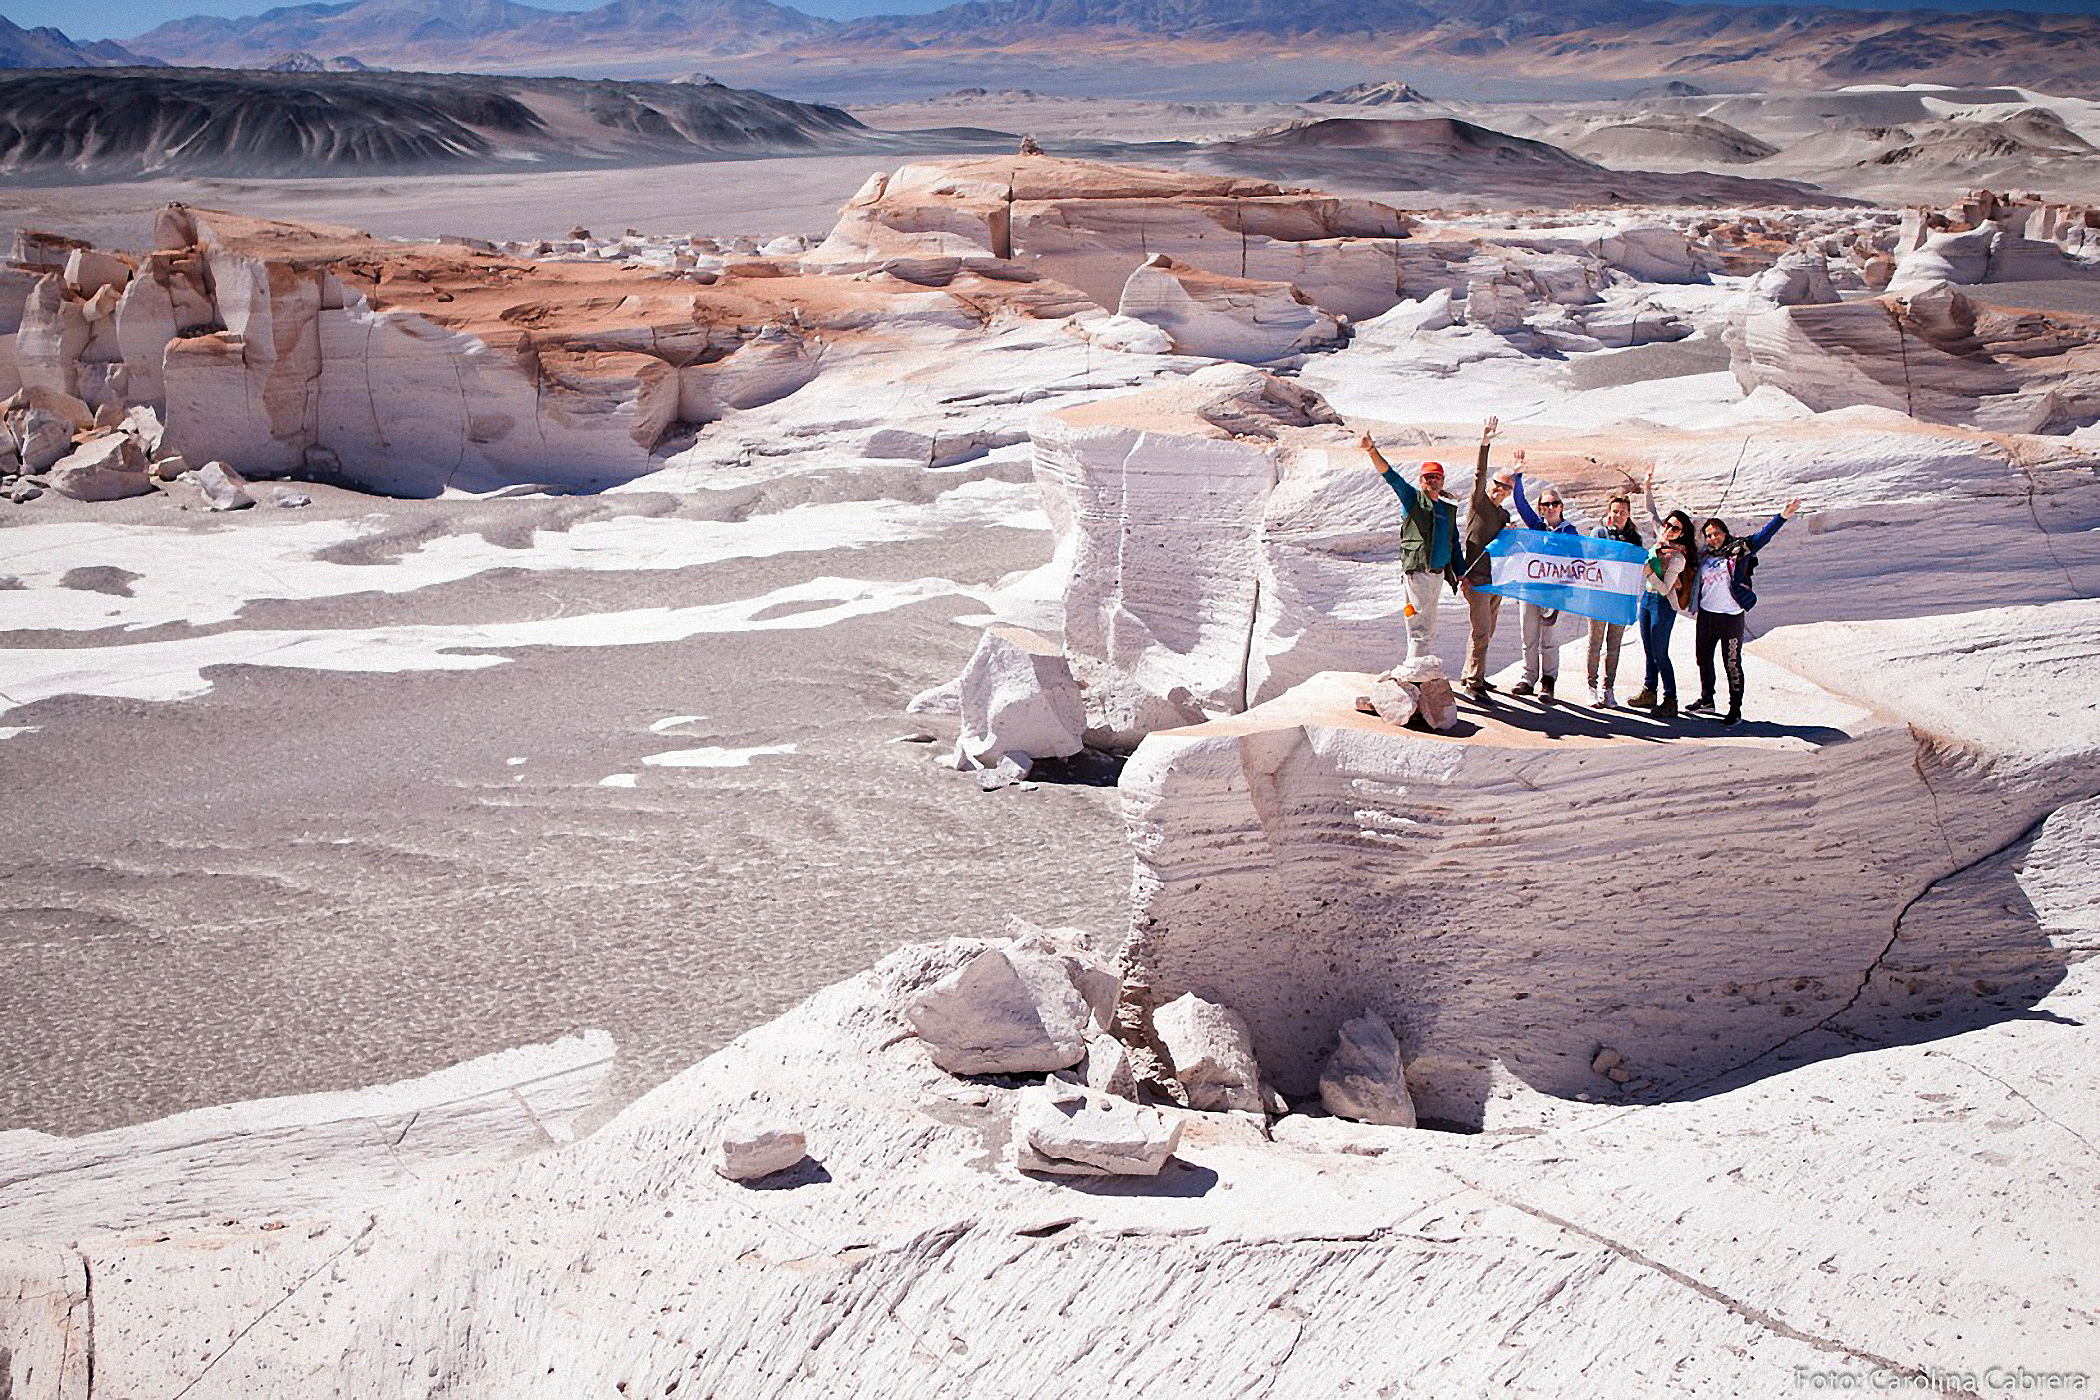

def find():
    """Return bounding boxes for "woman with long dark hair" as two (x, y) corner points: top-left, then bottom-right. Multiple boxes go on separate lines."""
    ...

(1629, 480), (1696, 716)
(1690, 499), (1801, 725)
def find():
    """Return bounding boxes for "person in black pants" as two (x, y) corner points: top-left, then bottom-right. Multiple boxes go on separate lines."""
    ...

(1690, 499), (1801, 725)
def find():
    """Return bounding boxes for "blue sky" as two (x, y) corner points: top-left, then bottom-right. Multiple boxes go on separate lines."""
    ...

(10, 0), (2100, 43)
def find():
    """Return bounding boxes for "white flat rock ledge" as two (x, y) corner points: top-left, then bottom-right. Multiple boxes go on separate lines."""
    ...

(1121, 603), (2100, 1133)
(1145, 666), (1872, 752)
(0, 1031), (613, 1242)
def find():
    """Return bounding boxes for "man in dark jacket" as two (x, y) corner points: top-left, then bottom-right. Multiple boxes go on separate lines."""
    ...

(1363, 429), (1461, 668)
(1455, 416), (1509, 696)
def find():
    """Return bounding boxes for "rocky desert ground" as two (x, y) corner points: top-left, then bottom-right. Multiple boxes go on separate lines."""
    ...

(1, 34), (2098, 1398)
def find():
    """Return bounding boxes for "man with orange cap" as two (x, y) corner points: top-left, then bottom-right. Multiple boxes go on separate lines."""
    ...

(1362, 429), (1461, 666)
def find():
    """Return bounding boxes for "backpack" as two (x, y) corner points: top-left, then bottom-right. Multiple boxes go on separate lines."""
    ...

(1727, 546), (1760, 611)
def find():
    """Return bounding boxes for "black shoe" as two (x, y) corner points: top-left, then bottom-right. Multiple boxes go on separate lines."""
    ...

(1539, 677), (1556, 704)
(1510, 679), (1535, 697)
(1688, 696), (1717, 714)
(1464, 677), (1492, 697)
(1722, 707), (1743, 727)
(1654, 696), (1677, 717)
(1628, 687), (1656, 709)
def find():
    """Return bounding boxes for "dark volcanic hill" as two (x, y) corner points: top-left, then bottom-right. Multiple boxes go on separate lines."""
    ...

(0, 16), (163, 68)
(1200, 116), (1845, 207)
(0, 68), (869, 181)
(133, 0), (838, 70)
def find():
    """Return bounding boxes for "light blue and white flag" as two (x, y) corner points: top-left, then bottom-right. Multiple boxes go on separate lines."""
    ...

(1480, 529), (1647, 627)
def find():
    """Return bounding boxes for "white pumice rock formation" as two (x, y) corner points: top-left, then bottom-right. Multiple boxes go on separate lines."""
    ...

(1031, 364), (1434, 747)
(812, 155), (1416, 320)
(950, 625), (1086, 769)
(714, 1114), (809, 1181)
(1, 781), (2097, 1394)
(1753, 246), (1840, 306)
(47, 432), (152, 501)
(1319, 1012), (1418, 1128)
(195, 458), (256, 511)
(1114, 253), (1346, 362)
(905, 944), (1092, 1075)
(1152, 992), (1264, 1113)
(1365, 673), (1420, 726)
(1120, 591), (2100, 1128)
(1729, 283), (2100, 433)
(1010, 1082), (1182, 1175)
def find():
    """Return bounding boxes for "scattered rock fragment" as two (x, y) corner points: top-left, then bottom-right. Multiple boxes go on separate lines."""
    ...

(714, 1113), (808, 1182)
(197, 460), (256, 511)
(1011, 1083), (1181, 1176)
(953, 626), (1086, 771)
(906, 945), (1090, 1075)
(50, 434), (153, 501)
(270, 485), (311, 509)
(1367, 675), (1420, 727)
(1319, 1012), (1417, 1128)
(1591, 1047), (1623, 1075)
(1392, 655), (1458, 731)
(1153, 992), (1264, 1113)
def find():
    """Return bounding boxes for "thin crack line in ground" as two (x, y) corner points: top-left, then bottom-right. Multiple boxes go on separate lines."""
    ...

(1438, 1166), (1935, 1380)
(1923, 1047), (2100, 1158)
(1573, 777), (2096, 1139)
(169, 1216), (377, 1400)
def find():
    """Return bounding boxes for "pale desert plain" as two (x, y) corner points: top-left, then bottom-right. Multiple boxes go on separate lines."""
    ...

(1, 12), (2099, 1397)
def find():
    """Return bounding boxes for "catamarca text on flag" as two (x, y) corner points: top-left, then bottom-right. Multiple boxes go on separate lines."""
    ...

(1480, 528), (1649, 627)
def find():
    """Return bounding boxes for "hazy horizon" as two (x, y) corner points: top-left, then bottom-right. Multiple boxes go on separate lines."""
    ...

(10, 0), (2100, 45)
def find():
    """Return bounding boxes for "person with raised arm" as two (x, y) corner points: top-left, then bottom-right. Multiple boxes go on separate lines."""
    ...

(1688, 499), (1802, 726)
(1456, 416), (1514, 697)
(1505, 454), (1579, 702)
(1584, 489), (1646, 708)
(1363, 428), (1461, 668)
(1628, 466), (1698, 717)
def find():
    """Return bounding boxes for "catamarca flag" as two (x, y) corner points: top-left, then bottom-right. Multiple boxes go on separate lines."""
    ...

(1481, 528), (1648, 627)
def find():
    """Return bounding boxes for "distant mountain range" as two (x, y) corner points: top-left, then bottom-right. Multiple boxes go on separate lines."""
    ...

(0, 14), (161, 67)
(6, 0), (2097, 92)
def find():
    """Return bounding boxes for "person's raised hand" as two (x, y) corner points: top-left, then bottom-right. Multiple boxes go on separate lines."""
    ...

(1481, 415), (1498, 443)
(1512, 447), (1527, 470)
(1783, 497), (1802, 519)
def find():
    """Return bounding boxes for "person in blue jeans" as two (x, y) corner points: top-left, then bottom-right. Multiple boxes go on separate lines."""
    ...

(1507, 454), (1578, 701)
(1629, 506), (1696, 716)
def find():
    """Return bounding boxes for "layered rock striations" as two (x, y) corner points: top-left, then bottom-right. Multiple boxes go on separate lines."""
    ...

(1025, 364), (1444, 747)
(811, 155), (1416, 321)
(1119, 601), (2100, 1128)
(0, 203), (1090, 494)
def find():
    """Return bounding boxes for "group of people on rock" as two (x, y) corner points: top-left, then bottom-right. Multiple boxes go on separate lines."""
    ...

(1363, 419), (1801, 727)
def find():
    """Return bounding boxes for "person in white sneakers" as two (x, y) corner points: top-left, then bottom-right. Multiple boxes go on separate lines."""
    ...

(1585, 490), (1645, 708)
(1506, 455), (1578, 702)
(1363, 431), (1461, 668)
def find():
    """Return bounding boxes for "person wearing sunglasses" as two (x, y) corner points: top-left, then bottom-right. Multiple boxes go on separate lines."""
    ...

(1629, 469), (1699, 717)
(1506, 454), (1579, 701)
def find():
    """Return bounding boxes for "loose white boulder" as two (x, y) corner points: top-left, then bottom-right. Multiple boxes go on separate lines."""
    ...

(714, 1113), (809, 1182)
(1319, 1012), (1417, 1128)
(953, 626), (1087, 769)
(49, 433), (153, 501)
(1153, 991), (1263, 1113)
(197, 459), (256, 511)
(1367, 674), (1419, 727)
(1011, 1083), (1182, 1176)
(906, 945), (1091, 1075)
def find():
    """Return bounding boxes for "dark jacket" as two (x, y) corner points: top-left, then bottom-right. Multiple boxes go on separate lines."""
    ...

(1460, 441), (1508, 586)
(1713, 511), (1788, 610)
(1381, 467), (1459, 580)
